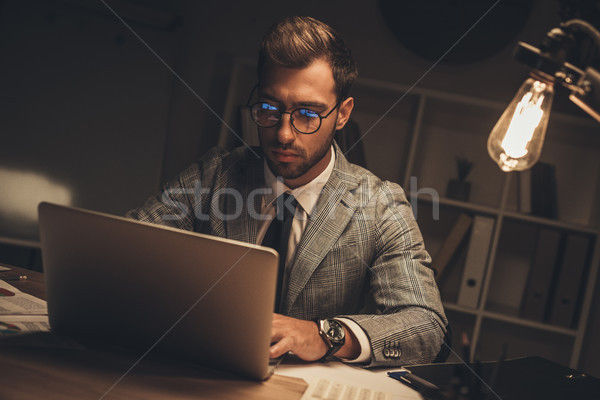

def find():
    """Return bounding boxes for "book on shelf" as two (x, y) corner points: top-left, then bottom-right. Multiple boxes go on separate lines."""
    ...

(432, 213), (473, 282)
(547, 233), (591, 328)
(457, 215), (495, 308)
(530, 162), (558, 219)
(520, 228), (563, 321)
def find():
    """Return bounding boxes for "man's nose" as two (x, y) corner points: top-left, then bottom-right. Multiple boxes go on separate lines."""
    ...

(276, 113), (296, 144)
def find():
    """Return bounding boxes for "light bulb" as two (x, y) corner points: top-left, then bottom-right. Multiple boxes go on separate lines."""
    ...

(487, 77), (554, 172)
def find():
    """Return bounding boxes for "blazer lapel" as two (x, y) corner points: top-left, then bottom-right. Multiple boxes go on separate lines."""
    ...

(282, 151), (360, 314)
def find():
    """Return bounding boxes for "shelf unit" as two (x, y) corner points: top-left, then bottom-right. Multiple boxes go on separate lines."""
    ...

(364, 78), (600, 369)
(220, 58), (600, 369)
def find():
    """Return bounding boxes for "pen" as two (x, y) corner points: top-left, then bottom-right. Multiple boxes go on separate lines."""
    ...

(0, 275), (28, 281)
(388, 371), (447, 400)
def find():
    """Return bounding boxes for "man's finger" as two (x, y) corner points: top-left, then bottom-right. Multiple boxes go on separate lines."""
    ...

(270, 337), (290, 358)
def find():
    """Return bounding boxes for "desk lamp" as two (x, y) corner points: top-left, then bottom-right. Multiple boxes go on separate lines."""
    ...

(488, 19), (600, 172)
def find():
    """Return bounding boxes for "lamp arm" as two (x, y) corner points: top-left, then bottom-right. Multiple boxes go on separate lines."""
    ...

(557, 20), (600, 123)
(562, 19), (600, 49)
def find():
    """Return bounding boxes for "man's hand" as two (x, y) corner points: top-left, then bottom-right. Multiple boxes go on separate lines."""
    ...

(270, 313), (328, 360)
(270, 313), (360, 361)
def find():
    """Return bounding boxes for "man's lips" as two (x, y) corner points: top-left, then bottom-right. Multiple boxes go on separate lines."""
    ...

(272, 149), (300, 162)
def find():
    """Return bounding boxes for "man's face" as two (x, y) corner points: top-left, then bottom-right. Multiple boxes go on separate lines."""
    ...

(257, 59), (353, 188)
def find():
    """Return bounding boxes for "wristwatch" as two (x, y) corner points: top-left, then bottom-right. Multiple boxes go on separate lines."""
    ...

(316, 318), (346, 358)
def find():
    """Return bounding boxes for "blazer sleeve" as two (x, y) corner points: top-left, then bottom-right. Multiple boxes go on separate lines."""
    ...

(124, 147), (226, 229)
(340, 182), (448, 368)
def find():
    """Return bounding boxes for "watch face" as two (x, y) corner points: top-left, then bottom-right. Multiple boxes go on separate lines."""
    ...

(324, 319), (345, 342)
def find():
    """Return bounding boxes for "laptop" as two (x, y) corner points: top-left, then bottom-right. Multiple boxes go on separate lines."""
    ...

(37, 201), (279, 380)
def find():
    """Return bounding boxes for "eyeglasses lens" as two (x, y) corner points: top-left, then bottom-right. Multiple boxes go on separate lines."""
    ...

(252, 103), (279, 127)
(251, 103), (321, 134)
(292, 109), (320, 134)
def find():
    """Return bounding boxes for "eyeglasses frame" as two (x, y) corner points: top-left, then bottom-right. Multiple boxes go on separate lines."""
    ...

(246, 84), (344, 134)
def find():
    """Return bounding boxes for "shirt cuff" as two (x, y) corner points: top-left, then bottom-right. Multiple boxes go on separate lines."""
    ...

(335, 317), (371, 364)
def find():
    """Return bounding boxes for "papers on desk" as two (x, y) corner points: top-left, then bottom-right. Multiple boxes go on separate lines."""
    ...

(0, 279), (49, 336)
(301, 377), (392, 400)
(278, 360), (420, 400)
(0, 315), (50, 335)
(0, 279), (47, 315)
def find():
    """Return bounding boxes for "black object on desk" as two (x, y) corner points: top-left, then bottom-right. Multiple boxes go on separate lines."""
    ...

(388, 370), (447, 399)
(397, 356), (600, 400)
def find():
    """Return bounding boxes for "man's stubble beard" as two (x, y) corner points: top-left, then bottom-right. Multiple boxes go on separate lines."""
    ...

(261, 125), (336, 181)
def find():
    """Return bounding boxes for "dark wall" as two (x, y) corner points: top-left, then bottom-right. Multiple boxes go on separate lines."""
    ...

(0, 0), (563, 241)
(0, 0), (183, 240)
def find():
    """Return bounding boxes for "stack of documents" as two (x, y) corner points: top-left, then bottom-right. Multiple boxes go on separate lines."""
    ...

(0, 279), (49, 335)
(278, 360), (420, 400)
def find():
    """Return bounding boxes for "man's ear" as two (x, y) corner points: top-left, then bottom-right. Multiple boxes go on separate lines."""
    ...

(335, 97), (354, 130)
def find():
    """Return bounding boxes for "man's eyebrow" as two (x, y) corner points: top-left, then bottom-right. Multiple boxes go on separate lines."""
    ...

(297, 101), (328, 109)
(257, 92), (328, 109)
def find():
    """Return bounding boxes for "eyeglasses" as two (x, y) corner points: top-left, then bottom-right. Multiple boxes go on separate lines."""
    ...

(247, 86), (342, 134)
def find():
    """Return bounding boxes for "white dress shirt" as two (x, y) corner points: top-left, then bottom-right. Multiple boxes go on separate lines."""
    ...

(258, 146), (371, 364)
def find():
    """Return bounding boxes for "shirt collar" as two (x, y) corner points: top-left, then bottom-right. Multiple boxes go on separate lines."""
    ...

(263, 145), (336, 216)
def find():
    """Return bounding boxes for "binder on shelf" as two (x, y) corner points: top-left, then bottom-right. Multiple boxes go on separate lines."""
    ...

(520, 229), (562, 321)
(548, 233), (591, 328)
(530, 162), (558, 219)
(517, 169), (532, 214)
(432, 213), (473, 281)
(457, 215), (495, 308)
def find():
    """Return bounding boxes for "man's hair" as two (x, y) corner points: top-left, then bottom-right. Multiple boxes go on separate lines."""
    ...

(257, 16), (358, 99)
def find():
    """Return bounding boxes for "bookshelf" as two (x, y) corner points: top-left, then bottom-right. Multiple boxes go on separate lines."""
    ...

(220, 58), (600, 370)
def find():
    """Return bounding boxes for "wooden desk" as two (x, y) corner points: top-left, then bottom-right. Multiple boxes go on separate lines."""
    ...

(0, 264), (46, 300)
(0, 345), (308, 400)
(0, 264), (308, 399)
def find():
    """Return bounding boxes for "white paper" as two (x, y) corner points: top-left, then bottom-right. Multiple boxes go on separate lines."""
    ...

(300, 377), (393, 400)
(0, 280), (48, 315)
(0, 314), (50, 335)
(277, 361), (420, 400)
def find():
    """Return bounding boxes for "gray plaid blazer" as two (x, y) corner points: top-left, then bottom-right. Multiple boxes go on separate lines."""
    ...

(126, 142), (448, 367)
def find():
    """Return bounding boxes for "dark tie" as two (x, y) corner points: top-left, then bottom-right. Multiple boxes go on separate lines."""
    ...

(262, 193), (297, 311)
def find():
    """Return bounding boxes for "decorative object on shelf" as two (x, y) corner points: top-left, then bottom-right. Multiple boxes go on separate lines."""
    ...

(488, 18), (600, 172)
(446, 156), (473, 201)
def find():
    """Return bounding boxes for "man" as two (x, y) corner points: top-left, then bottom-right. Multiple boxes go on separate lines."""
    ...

(127, 16), (448, 367)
